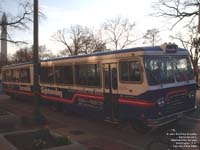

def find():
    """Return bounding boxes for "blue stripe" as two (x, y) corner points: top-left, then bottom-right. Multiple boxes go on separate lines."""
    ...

(42, 46), (187, 62)
(3, 46), (187, 68)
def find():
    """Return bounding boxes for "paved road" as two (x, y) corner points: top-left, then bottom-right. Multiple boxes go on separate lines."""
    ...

(0, 94), (199, 150)
(0, 83), (2, 94)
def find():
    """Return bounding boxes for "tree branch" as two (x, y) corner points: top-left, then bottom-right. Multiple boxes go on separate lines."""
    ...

(0, 2), (33, 30)
(152, 0), (199, 29)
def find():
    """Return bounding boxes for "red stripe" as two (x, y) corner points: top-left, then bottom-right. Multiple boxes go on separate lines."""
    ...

(41, 95), (72, 104)
(4, 89), (155, 108)
(118, 98), (156, 108)
(4, 89), (34, 96)
(41, 93), (104, 104)
(3, 88), (104, 104)
(75, 93), (104, 101)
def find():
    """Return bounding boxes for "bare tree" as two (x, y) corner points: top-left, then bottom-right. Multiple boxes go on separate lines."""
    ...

(153, 0), (200, 82)
(52, 25), (106, 56)
(143, 28), (160, 46)
(0, 1), (45, 44)
(170, 24), (200, 81)
(152, 0), (200, 29)
(102, 16), (137, 50)
(12, 47), (33, 63)
(11, 45), (55, 62)
(0, 2), (33, 30)
(0, 1), (34, 44)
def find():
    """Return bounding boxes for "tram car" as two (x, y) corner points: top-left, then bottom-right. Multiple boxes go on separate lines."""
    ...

(2, 43), (197, 131)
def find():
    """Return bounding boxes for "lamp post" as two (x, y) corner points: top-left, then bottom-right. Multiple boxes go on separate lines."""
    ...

(33, 0), (45, 124)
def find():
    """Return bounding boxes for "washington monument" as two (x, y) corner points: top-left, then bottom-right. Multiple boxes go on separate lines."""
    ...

(1, 13), (7, 62)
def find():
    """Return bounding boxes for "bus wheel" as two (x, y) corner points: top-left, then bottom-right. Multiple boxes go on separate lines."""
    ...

(130, 119), (151, 133)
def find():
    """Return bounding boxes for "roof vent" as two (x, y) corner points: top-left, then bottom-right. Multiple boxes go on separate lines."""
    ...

(160, 43), (178, 53)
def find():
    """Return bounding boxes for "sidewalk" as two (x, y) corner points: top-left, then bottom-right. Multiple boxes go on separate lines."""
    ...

(53, 127), (135, 150)
(0, 94), (137, 150)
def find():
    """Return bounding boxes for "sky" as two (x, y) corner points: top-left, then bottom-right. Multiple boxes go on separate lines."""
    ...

(1, 0), (184, 55)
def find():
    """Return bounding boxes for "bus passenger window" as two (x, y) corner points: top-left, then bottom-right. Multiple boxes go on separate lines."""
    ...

(20, 68), (30, 83)
(55, 66), (73, 85)
(3, 70), (12, 82)
(75, 64), (100, 87)
(120, 61), (141, 82)
(40, 67), (54, 84)
(120, 62), (129, 81)
(12, 69), (20, 82)
(129, 62), (141, 81)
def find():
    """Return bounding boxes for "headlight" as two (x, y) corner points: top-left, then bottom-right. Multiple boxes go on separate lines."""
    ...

(189, 91), (195, 99)
(157, 97), (165, 107)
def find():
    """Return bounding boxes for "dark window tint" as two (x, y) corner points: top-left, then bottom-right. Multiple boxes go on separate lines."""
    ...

(75, 64), (100, 86)
(12, 69), (20, 82)
(20, 68), (30, 83)
(40, 67), (54, 83)
(55, 66), (73, 84)
(3, 70), (12, 82)
(120, 61), (141, 82)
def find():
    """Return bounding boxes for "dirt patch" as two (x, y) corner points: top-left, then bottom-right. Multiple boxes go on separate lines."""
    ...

(4, 129), (71, 150)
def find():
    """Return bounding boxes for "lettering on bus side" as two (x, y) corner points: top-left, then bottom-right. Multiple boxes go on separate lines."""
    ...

(77, 90), (104, 96)
(19, 86), (31, 92)
(77, 97), (103, 109)
(41, 87), (63, 98)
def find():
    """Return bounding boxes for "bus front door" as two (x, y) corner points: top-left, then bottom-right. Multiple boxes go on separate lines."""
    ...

(103, 63), (119, 123)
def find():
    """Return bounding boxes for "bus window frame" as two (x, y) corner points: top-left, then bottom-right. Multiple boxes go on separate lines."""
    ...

(119, 58), (143, 84)
(3, 69), (12, 82)
(12, 69), (20, 82)
(19, 67), (31, 83)
(40, 66), (55, 84)
(74, 62), (102, 88)
(54, 64), (74, 86)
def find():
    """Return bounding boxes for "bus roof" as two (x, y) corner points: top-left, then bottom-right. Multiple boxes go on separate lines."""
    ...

(42, 45), (187, 62)
(2, 45), (188, 69)
(2, 61), (33, 69)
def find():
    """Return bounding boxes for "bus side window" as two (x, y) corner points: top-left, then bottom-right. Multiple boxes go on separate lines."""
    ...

(40, 67), (54, 84)
(129, 62), (141, 81)
(120, 62), (129, 81)
(55, 65), (73, 85)
(120, 61), (141, 82)
(20, 68), (30, 83)
(12, 69), (20, 82)
(75, 64), (100, 87)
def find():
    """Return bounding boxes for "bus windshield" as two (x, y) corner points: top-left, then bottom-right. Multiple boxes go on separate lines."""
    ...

(144, 56), (194, 85)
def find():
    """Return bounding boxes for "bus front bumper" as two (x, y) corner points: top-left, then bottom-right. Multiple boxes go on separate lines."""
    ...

(147, 107), (196, 127)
